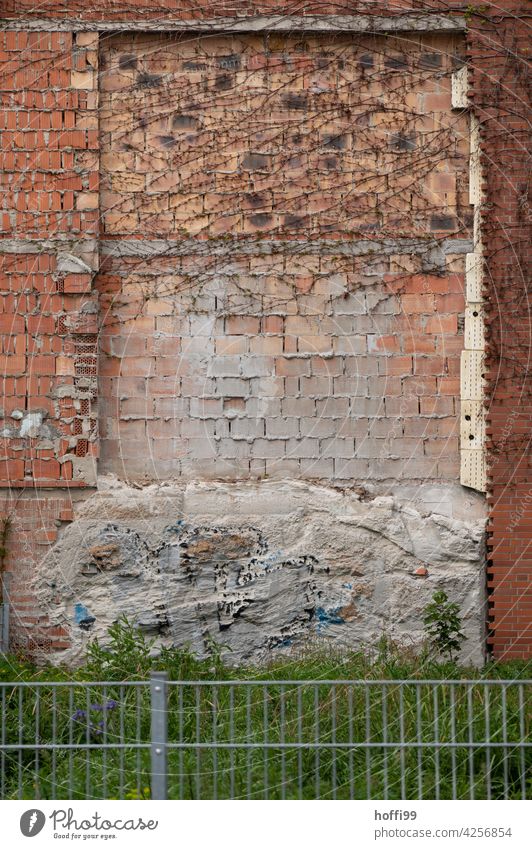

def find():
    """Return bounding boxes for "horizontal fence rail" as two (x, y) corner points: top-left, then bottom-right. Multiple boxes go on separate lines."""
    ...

(0, 677), (530, 800)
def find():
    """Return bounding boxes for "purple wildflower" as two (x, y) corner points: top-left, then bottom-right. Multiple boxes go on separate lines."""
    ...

(72, 709), (86, 722)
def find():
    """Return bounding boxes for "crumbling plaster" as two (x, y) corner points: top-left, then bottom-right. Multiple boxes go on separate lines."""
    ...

(36, 478), (486, 666)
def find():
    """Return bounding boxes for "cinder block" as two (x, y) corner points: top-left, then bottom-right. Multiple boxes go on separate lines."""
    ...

(215, 377), (250, 397)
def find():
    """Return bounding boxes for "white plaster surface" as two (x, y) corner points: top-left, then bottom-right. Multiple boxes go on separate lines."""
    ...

(36, 479), (486, 666)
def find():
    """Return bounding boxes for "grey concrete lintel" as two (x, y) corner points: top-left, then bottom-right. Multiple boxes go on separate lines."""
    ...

(100, 237), (473, 260)
(0, 14), (466, 34)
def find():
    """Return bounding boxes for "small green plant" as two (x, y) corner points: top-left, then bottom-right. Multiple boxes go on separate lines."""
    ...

(423, 590), (467, 662)
(85, 616), (155, 680)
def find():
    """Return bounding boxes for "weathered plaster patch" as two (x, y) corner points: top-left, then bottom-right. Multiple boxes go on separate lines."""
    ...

(35, 479), (486, 666)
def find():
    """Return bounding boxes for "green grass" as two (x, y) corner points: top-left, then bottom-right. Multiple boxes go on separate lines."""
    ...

(0, 622), (530, 800)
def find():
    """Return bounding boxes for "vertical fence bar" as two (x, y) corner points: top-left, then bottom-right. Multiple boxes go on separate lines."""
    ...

(434, 684), (440, 801)
(502, 684), (508, 799)
(228, 684), (234, 800)
(52, 687), (57, 799)
(212, 684), (218, 800)
(297, 685), (303, 800)
(365, 685), (371, 799)
(280, 684), (286, 800)
(68, 688), (74, 798)
(135, 687), (141, 799)
(195, 685), (201, 800)
(467, 684), (474, 800)
(150, 672), (168, 801)
(178, 683), (184, 800)
(246, 685), (252, 800)
(450, 683), (457, 800)
(484, 684), (491, 800)
(263, 685), (269, 800)
(416, 686), (423, 800)
(102, 685), (108, 800)
(314, 684), (320, 800)
(17, 686), (22, 799)
(85, 688), (91, 798)
(35, 688), (40, 799)
(382, 684), (388, 800)
(519, 684), (526, 800)
(331, 684), (337, 800)
(1, 688), (5, 799)
(348, 685), (354, 800)
(119, 684), (125, 799)
(399, 684), (406, 800)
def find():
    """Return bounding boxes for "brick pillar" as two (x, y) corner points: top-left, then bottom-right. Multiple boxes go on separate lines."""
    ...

(468, 3), (532, 658)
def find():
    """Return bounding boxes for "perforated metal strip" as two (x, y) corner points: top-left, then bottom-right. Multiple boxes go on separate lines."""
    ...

(453, 73), (486, 492)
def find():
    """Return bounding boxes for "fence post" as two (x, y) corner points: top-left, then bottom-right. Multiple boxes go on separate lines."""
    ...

(150, 671), (168, 800)
(0, 573), (10, 654)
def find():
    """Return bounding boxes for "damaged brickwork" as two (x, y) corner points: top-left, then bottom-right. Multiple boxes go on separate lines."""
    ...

(97, 30), (470, 483)
(0, 2), (529, 662)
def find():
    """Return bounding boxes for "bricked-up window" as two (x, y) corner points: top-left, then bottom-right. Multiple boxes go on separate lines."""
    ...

(98, 31), (469, 483)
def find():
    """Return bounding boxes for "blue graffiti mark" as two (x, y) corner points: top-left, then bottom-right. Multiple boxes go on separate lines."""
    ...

(165, 520), (185, 535)
(343, 582), (353, 590)
(315, 606), (345, 632)
(74, 603), (95, 630)
(74, 603), (88, 623)
(259, 551), (282, 570)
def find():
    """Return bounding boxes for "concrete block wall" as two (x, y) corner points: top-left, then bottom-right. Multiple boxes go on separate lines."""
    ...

(97, 31), (470, 486)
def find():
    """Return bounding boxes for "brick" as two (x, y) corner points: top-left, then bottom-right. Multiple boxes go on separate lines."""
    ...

(63, 274), (92, 293)
(32, 459), (61, 479)
(75, 192), (98, 210)
(0, 354), (25, 374)
(215, 378), (249, 398)
(378, 356), (413, 376)
(334, 458), (370, 479)
(262, 316), (284, 333)
(225, 316), (260, 335)
(250, 336), (283, 355)
(252, 439), (286, 459)
(425, 314), (458, 334)
(400, 295), (436, 314)
(320, 438), (355, 459)
(216, 336), (248, 355)
(297, 336), (332, 354)
(275, 358), (311, 377)
(282, 398), (315, 417)
(71, 71), (95, 90)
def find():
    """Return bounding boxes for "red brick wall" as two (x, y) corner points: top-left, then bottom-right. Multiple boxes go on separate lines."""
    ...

(466, 4), (532, 659)
(0, 30), (99, 487)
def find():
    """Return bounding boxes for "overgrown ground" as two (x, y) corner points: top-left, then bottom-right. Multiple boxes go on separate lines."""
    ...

(0, 622), (530, 800)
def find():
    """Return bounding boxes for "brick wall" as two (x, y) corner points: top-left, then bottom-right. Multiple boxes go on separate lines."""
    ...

(0, 30), (99, 487)
(0, 1), (529, 659)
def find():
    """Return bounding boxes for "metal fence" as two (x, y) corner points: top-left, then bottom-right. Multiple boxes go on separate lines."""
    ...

(0, 675), (530, 800)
